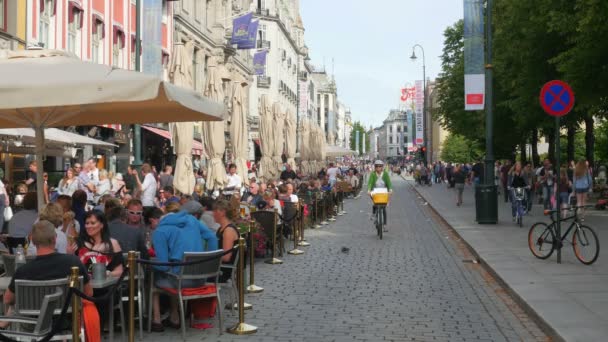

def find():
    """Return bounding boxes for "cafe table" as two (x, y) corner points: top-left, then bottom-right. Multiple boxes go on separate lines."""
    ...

(91, 275), (123, 342)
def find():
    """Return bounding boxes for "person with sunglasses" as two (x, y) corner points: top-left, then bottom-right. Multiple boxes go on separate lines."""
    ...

(125, 199), (144, 228)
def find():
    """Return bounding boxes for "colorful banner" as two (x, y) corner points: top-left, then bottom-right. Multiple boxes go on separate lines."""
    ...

(237, 19), (259, 49)
(142, 0), (163, 76)
(253, 50), (267, 76)
(415, 80), (424, 146)
(231, 12), (253, 45)
(464, 0), (485, 110)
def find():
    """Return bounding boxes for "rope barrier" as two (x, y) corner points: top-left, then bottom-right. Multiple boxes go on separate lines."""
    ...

(135, 246), (237, 267)
(69, 268), (129, 304)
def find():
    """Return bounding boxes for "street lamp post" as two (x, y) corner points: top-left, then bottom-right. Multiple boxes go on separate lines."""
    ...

(133, 0), (142, 167)
(410, 44), (427, 165)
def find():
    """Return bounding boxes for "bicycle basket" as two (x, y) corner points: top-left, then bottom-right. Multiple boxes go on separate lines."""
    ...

(514, 188), (526, 200)
(372, 193), (389, 205)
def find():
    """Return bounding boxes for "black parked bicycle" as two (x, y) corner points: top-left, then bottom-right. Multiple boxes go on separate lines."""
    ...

(528, 206), (599, 265)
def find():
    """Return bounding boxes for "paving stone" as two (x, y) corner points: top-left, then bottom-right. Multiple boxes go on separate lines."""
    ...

(138, 176), (547, 341)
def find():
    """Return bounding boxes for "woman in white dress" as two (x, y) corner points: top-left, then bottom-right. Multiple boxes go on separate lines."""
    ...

(94, 169), (112, 204)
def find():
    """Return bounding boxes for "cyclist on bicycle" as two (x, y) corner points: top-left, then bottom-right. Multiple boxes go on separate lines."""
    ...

(367, 160), (392, 231)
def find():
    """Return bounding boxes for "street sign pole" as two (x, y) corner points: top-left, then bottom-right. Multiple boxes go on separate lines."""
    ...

(484, 0), (494, 187)
(539, 79), (575, 264)
(555, 115), (561, 263)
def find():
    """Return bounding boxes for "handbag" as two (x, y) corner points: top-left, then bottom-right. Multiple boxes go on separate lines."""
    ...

(3, 206), (13, 221)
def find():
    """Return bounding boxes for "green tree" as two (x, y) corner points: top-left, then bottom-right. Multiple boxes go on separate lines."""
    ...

(440, 134), (483, 164)
(349, 121), (369, 153)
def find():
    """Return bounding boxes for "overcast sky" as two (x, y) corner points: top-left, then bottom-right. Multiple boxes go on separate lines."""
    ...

(301, 0), (463, 128)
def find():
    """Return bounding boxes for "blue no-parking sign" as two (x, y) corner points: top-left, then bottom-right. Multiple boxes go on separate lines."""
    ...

(539, 80), (575, 117)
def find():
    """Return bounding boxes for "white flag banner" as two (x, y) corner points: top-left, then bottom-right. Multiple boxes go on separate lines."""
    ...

(464, 0), (485, 111)
(415, 80), (424, 146)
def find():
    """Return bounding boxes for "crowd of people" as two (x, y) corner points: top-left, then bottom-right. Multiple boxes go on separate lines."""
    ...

(411, 158), (600, 221)
(0, 157), (367, 335)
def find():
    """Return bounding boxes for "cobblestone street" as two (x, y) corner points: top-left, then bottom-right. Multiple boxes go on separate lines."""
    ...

(143, 176), (548, 342)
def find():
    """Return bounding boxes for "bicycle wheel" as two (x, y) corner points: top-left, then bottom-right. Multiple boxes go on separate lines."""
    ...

(528, 222), (555, 259)
(573, 225), (599, 265)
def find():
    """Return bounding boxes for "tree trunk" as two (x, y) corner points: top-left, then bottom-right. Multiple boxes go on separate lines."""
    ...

(547, 129), (555, 165)
(520, 142), (527, 164)
(585, 116), (595, 167)
(531, 129), (540, 167)
(567, 124), (575, 163)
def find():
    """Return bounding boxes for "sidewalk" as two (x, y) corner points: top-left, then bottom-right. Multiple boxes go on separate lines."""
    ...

(411, 180), (608, 342)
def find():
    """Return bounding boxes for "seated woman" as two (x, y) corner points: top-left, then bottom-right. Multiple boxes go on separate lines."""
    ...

(68, 210), (123, 329)
(213, 200), (240, 283)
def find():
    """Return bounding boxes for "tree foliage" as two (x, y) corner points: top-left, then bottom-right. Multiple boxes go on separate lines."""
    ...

(440, 134), (483, 164)
(349, 121), (369, 153)
(435, 1), (608, 166)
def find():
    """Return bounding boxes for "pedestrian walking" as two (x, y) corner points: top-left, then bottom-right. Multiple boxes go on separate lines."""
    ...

(453, 165), (466, 206)
(573, 160), (592, 221)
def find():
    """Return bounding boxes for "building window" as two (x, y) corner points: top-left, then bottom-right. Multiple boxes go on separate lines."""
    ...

(389, 125), (392, 133)
(39, 0), (54, 48)
(91, 24), (102, 64)
(258, 24), (267, 42)
(112, 27), (125, 68)
(397, 125), (401, 133)
(67, 5), (82, 57)
(397, 136), (400, 144)
(389, 137), (393, 144)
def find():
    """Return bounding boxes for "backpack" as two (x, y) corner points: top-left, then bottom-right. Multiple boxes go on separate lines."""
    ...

(574, 174), (590, 190)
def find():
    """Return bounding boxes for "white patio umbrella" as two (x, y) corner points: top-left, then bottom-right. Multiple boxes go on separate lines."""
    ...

(168, 41), (196, 195)
(272, 102), (285, 175)
(229, 82), (248, 179)
(310, 124), (319, 174)
(284, 110), (297, 171)
(0, 49), (225, 208)
(202, 65), (227, 191)
(258, 95), (274, 181)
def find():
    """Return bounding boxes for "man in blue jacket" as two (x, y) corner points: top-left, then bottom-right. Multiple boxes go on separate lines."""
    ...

(150, 202), (218, 332)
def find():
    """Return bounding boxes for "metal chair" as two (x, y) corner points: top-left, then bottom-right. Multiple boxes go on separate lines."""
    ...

(121, 252), (144, 340)
(148, 250), (225, 340)
(251, 210), (282, 263)
(218, 247), (240, 312)
(0, 289), (63, 341)
(14, 277), (83, 341)
(1, 254), (36, 277)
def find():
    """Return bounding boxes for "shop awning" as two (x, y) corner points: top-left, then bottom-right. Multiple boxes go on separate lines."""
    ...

(142, 125), (203, 156)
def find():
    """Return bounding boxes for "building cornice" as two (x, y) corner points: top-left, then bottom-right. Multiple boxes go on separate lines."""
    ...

(255, 12), (305, 56)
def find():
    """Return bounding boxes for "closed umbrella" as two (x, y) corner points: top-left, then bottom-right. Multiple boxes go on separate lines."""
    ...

(230, 82), (248, 179)
(284, 110), (297, 171)
(202, 65), (227, 191)
(168, 41), (196, 195)
(258, 95), (274, 181)
(300, 119), (310, 175)
(272, 103), (285, 176)
(0, 49), (225, 208)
